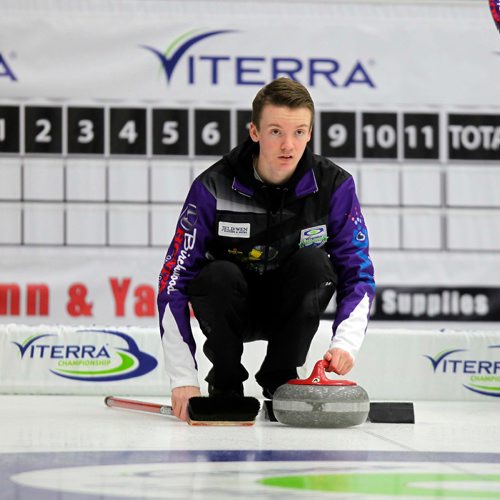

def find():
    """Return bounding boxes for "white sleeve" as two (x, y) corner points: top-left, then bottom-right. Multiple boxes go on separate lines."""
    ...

(161, 303), (200, 390)
(329, 292), (371, 359)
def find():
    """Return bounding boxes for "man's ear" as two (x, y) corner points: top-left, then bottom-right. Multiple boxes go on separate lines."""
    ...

(249, 122), (259, 142)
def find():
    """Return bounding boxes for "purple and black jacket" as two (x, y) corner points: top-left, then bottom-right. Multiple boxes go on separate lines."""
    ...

(157, 138), (375, 389)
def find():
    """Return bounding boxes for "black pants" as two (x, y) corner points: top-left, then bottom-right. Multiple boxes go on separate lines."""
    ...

(188, 247), (337, 395)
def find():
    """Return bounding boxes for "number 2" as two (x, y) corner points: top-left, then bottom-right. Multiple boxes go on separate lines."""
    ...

(35, 118), (52, 143)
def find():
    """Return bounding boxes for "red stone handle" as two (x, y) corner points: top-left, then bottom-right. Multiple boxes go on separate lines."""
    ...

(287, 359), (357, 386)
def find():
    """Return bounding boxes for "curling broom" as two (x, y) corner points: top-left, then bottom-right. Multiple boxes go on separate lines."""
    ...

(105, 396), (260, 426)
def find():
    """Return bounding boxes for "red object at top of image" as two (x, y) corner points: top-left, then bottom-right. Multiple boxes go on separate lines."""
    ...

(490, 0), (500, 31)
(287, 359), (358, 387)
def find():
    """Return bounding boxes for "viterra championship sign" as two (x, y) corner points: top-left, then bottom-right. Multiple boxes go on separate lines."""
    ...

(3, 324), (500, 401)
(1, 325), (166, 394)
(423, 345), (500, 398)
(12, 328), (157, 383)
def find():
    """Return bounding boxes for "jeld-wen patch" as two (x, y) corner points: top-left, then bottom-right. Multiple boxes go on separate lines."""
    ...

(218, 221), (251, 238)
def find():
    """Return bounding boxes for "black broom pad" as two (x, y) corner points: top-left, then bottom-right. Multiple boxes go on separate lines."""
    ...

(188, 396), (261, 422)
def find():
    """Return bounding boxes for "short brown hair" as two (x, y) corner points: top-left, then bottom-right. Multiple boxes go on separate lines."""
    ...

(251, 77), (315, 130)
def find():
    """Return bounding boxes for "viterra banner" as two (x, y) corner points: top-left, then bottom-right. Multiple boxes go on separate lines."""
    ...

(0, 2), (498, 105)
(2, 323), (500, 401)
(0, 324), (167, 395)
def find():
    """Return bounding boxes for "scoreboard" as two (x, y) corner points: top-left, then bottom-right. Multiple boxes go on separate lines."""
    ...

(1, 104), (498, 160)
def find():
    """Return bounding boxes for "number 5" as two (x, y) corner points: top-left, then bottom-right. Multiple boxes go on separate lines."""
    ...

(162, 121), (179, 145)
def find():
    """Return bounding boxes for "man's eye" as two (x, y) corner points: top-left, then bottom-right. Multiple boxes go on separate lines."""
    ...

(271, 129), (281, 136)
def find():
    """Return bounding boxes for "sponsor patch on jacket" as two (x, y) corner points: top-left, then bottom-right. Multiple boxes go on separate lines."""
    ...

(299, 225), (327, 248)
(218, 221), (251, 238)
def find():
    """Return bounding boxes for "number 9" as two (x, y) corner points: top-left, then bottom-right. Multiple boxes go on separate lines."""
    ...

(328, 123), (347, 148)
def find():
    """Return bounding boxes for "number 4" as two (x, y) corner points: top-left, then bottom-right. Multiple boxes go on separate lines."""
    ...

(119, 121), (138, 144)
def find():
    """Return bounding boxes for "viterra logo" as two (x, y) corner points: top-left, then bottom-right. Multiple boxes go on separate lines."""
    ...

(423, 346), (500, 397)
(12, 329), (158, 382)
(140, 29), (376, 88)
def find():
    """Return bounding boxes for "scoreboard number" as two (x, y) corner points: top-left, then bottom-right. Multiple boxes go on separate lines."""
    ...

(237, 110), (252, 145)
(363, 124), (396, 149)
(35, 119), (52, 143)
(328, 123), (348, 148)
(118, 121), (139, 144)
(77, 120), (94, 144)
(68, 107), (104, 155)
(0, 106), (19, 153)
(110, 108), (146, 155)
(403, 113), (439, 159)
(25, 106), (62, 154)
(320, 112), (355, 158)
(161, 121), (179, 145)
(362, 112), (398, 159)
(201, 121), (221, 146)
(195, 109), (230, 156)
(405, 125), (433, 149)
(152, 109), (188, 155)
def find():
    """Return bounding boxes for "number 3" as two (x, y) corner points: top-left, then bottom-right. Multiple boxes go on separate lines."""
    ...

(77, 119), (94, 144)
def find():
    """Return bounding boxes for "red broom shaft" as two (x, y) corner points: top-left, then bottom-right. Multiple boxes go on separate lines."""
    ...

(105, 396), (172, 415)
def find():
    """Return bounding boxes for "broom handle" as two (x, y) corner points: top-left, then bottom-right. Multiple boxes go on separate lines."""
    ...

(105, 396), (173, 416)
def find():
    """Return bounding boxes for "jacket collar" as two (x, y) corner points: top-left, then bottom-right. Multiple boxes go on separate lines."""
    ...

(227, 137), (318, 200)
(295, 168), (319, 198)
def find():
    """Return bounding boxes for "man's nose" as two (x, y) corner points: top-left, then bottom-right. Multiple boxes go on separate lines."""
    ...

(281, 135), (293, 150)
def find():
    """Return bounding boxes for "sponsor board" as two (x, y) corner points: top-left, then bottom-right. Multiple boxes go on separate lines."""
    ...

(0, 325), (165, 394)
(424, 345), (500, 398)
(11, 328), (157, 382)
(323, 286), (500, 322)
(372, 286), (500, 322)
(0, 4), (497, 105)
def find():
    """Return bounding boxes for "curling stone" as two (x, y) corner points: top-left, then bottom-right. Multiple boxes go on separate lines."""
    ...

(272, 359), (369, 428)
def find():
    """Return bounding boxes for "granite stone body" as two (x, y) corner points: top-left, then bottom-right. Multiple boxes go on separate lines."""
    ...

(272, 382), (370, 428)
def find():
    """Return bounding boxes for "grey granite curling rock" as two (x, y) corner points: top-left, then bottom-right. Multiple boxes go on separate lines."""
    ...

(272, 360), (370, 428)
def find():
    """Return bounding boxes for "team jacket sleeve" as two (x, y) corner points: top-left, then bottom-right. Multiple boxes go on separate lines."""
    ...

(157, 179), (216, 390)
(326, 176), (375, 358)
